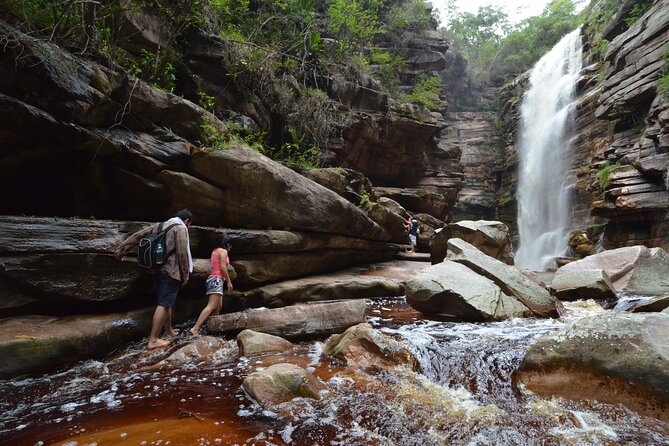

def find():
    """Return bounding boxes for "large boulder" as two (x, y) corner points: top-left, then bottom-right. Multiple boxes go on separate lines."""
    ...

(557, 246), (669, 293)
(550, 269), (617, 301)
(207, 300), (367, 339)
(191, 145), (386, 238)
(301, 167), (374, 205)
(242, 363), (327, 408)
(431, 220), (514, 265)
(405, 261), (531, 321)
(237, 330), (294, 356)
(446, 238), (560, 317)
(324, 323), (417, 370)
(518, 312), (669, 420)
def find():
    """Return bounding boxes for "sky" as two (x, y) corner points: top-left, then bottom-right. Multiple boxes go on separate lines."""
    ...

(429, 0), (553, 26)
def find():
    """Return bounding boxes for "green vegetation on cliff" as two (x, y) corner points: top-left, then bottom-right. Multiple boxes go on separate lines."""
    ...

(0, 0), (439, 167)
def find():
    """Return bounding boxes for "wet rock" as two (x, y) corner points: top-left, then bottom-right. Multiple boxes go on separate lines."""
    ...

(324, 323), (417, 370)
(633, 294), (669, 313)
(550, 269), (617, 301)
(164, 336), (233, 362)
(237, 330), (294, 356)
(301, 167), (374, 205)
(557, 246), (669, 293)
(431, 220), (514, 265)
(207, 300), (367, 339)
(405, 261), (531, 321)
(242, 363), (327, 407)
(446, 238), (559, 317)
(518, 312), (669, 420)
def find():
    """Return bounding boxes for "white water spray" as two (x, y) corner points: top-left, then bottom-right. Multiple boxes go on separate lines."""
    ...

(515, 28), (583, 270)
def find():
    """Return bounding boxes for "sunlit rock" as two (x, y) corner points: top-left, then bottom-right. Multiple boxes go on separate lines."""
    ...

(557, 245), (669, 294)
(446, 238), (559, 317)
(242, 363), (327, 407)
(550, 269), (617, 301)
(237, 330), (294, 356)
(431, 220), (514, 265)
(324, 322), (417, 370)
(405, 261), (531, 321)
(519, 312), (669, 420)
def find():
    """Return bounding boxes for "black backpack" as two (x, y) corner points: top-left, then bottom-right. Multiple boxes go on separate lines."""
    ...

(137, 222), (180, 269)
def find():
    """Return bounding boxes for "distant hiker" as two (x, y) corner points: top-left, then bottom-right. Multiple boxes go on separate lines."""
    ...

(190, 234), (234, 336)
(403, 216), (420, 254)
(115, 209), (194, 349)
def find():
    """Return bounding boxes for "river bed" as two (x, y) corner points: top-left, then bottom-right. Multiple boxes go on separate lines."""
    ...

(1, 298), (668, 445)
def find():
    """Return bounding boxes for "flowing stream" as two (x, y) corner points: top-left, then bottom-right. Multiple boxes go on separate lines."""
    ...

(516, 28), (583, 270)
(1, 298), (667, 446)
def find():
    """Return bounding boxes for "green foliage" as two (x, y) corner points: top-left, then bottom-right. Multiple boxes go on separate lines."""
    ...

(624, 0), (653, 26)
(358, 190), (375, 208)
(129, 49), (178, 93)
(488, 0), (581, 82)
(596, 162), (620, 189)
(369, 49), (406, 91)
(200, 116), (266, 151)
(326, 0), (384, 56)
(260, 127), (322, 168)
(402, 75), (442, 110)
(198, 92), (217, 113)
(658, 73), (669, 98)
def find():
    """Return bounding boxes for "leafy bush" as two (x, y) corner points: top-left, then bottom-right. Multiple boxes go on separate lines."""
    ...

(658, 73), (669, 98)
(402, 75), (442, 110)
(596, 162), (620, 189)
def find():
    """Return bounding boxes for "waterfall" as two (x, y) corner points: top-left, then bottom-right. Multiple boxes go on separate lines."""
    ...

(515, 28), (583, 270)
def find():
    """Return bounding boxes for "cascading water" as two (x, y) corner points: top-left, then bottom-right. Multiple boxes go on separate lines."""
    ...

(516, 28), (583, 270)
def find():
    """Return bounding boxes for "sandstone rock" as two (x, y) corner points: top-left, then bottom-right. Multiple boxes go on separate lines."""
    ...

(191, 145), (385, 239)
(160, 336), (234, 364)
(324, 323), (417, 370)
(242, 363), (327, 408)
(557, 245), (669, 293)
(237, 330), (294, 356)
(431, 220), (514, 265)
(207, 300), (367, 339)
(362, 197), (411, 244)
(405, 261), (531, 321)
(518, 312), (669, 420)
(550, 269), (617, 301)
(301, 167), (374, 205)
(446, 239), (559, 317)
(633, 294), (669, 313)
(241, 272), (403, 308)
(375, 187), (452, 222)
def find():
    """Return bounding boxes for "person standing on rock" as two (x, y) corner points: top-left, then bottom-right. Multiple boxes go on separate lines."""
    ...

(404, 216), (420, 254)
(115, 209), (194, 349)
(189, 234), (234, 336)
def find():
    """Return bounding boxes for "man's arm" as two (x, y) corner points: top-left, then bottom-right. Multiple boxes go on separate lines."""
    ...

(114, 224), (158, 259)
(174, 225), (190, 285)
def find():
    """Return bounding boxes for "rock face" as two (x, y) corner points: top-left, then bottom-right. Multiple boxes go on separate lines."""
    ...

(557, 245), (669, 294)
(446, 238), (560, 317)
(324, 323), (417, 370)
(518, 312), (669, 420)
(159, 336), (234, 364)
(207, 300), (367, 339)
(430, 220), (514, 265)
(550, 269), (617, 301)
(405, 261), (531, 321)
(242, 363), (327, 408)
(237, 330), (294, 356)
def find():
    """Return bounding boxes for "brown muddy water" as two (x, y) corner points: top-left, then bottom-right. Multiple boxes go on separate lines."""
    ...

(1, 298), (668, 446)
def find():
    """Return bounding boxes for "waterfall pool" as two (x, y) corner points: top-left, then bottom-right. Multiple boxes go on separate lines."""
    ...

(1, 298), (667, 445)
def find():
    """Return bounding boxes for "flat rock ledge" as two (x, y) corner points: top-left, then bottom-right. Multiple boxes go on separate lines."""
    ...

(208, 300), (367, 339)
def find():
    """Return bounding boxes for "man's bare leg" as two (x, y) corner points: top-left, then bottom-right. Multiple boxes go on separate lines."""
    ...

(148, 305), (171, 349)
(164, 307), (179, 337)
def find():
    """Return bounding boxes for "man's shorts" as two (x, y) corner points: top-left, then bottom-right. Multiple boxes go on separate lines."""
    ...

(409, 234), (417, 246)
(154, 271), (180, 308)
(206, 276), (224, 295)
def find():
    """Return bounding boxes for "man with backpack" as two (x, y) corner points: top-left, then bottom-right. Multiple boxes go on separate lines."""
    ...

(403, 216), (420, 254)
(115, 209), (194, 349)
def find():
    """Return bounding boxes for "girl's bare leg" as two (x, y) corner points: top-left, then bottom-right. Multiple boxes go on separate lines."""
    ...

(190, 294), (222, 335)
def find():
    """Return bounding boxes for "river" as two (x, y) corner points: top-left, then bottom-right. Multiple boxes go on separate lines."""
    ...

(1, 297), (668, 446)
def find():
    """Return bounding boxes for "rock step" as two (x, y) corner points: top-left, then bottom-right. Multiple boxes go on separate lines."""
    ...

(395, 252), (431, 262)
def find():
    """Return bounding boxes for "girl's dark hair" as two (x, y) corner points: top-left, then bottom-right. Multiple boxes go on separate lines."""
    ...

(217, 234), (233, 248)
